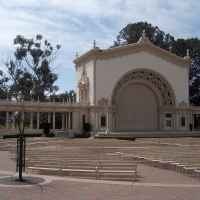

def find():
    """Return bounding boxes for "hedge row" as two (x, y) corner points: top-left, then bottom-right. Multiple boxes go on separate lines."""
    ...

(3, 133), (55, 139)
(94, 134), (200, 140)
(45, 133), (55, 137)
(3, 133), (43, 139)
(74, 133), (91, 138)
(94, 135), (136, 140)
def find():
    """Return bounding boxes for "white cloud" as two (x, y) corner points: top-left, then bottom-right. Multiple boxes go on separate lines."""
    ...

(0, 66), (5, 71)
(0, 0), (200, 92)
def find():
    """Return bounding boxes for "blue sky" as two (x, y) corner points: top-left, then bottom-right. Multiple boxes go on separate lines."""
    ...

(0, 0), (200, 93)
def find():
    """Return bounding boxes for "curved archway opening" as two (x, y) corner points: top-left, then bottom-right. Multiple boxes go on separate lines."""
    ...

(116, 83), (158, 131)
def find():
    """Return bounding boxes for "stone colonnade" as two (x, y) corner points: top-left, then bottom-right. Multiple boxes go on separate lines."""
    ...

(0, 100), (89, 133)
(2, 99), (200, 133)
(89, 106), (200, 132)
(3, 110), (73, 131)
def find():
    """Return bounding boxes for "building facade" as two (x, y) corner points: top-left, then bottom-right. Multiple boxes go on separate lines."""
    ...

(74, 32), (193, 132)
(2, 32), (200, 134)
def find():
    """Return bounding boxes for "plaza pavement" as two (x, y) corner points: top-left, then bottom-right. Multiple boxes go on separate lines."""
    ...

(0, 149), (200, 199)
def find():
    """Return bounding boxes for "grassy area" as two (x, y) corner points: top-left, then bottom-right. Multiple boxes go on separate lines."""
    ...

(94, 133), (200, 140)
(133, 133), (200, 138)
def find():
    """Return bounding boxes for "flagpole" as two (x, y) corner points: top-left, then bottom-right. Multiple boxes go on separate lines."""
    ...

(105, 97), (109, 135)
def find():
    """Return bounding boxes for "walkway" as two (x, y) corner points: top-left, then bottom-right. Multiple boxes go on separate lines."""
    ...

(0, 151), (200, 199)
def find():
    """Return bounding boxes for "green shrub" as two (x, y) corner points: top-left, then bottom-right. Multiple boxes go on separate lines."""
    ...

(94, 135), (136, 140)
(45, 133), (55, 137)
(74, 133), (91, 138)
(42, 123), (51, 134)
(83, 123), (91, 132)
(95, 134), (200, 140)
(3, 133), (42, 139)
(3, 135), (19, 139)
(25, 133), (42, 137)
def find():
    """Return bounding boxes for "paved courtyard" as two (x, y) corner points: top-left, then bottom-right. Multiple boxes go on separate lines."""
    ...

(0, 150), (200, 200)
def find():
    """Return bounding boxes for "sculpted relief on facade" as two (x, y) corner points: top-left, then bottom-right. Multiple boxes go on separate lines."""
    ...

(178, 101), (187, 108)
(111, 69), (176, 108)
(78, 65), (89, 103)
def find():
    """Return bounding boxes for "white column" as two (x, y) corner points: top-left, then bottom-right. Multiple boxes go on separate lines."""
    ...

(81, 90), (83, 103)
(30, 113), (33, 130)
(105, 107), (109, 134)
(109, 109), (112, 132)
(65, 113), (68, 130)
(174, 111), (177, 130)
(74, 110), (76, 132)
(6, 110), (9, 130)
(12, 111), (15, 130)
(176, 111), (179, 130)
(187, 113), (190, 131)
(193, 114), (195, 129)
(90, 108), (95, 132)
(112, 113), (114, 132)
(95, 108), (98, 131)
(158, 110), (162, 131)
(109, 110), (112, 132)
(83, 90), (85, 103)
(53, 112), (55, 130)
(68, 112), (71, 130)
(171, 113), (174, 131)
(77, 109), (81, 132)
(162, 113), (165, 131)
(21, 111), (24, 130)
(85, 89), (87, 103)
(37, 112), (40, 129)
(62, 113), (64, 130)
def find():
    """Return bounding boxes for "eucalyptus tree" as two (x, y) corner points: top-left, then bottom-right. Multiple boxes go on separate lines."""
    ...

(113, 21), (175, 51)
(113, 21), (200, 105)
(51, 90), (76, 102)
(3, 34), (61, 101)
(171, 38), (200, 105)
(0, 70), (9, 99)
(1, 34), (62, 181)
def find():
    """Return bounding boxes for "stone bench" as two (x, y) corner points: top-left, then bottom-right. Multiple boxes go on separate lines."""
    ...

(27, 160), (137, 181)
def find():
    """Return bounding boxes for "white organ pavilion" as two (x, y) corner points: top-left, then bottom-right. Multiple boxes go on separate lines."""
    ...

(74, 32), (194, 133)
(1, 32), (200, 134)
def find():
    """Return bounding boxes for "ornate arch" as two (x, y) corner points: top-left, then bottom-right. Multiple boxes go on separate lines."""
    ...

(111, 69), (176, 108)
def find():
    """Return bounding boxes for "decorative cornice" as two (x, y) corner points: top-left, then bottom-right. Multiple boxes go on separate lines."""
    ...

(74, 42), (190, 69)
(75, 54), (95, 70)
